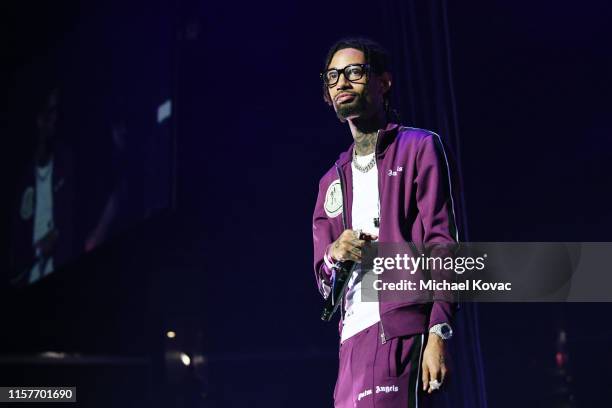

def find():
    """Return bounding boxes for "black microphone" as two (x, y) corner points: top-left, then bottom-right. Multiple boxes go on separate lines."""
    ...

(320, 230), (375, 322)
(320, 260), (355, 321)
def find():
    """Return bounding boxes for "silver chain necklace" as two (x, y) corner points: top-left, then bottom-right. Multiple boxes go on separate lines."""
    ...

(352, 148), (376, 173)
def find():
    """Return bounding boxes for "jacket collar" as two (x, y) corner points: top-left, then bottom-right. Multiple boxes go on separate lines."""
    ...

(335, 122), (400, 166)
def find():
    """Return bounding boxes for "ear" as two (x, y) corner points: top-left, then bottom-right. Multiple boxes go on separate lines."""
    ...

(379, 72), (392, 95)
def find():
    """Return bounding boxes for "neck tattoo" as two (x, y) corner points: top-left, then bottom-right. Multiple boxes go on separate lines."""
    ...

(354, 132), (378, 156)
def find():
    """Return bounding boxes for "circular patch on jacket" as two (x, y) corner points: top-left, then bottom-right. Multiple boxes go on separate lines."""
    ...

(324, 180), (343, 218)
(20, 186), (34, 220)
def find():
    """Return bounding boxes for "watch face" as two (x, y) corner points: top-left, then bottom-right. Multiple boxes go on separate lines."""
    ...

(440, 324), (452, 339)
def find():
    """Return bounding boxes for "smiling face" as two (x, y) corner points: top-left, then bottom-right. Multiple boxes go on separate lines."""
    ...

(325, 48), (390, 122)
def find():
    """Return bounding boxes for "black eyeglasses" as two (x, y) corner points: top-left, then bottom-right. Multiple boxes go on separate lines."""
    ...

(320, 64), (370, 87)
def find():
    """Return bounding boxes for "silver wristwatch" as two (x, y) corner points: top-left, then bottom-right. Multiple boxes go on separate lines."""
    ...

(429, 323), (453, 340)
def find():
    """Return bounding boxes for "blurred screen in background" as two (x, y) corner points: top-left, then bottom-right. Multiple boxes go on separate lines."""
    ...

(7, 0), (175, 286)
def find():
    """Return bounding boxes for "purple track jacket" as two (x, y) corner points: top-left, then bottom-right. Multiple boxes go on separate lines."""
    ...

(312, 122), (459, 343)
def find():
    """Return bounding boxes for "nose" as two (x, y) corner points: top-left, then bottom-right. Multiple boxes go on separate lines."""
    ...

(336, 71), (352, 90)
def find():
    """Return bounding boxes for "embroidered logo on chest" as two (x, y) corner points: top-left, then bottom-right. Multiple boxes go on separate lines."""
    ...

(324, 179), (343, 218)
(387, 166), (403, 176)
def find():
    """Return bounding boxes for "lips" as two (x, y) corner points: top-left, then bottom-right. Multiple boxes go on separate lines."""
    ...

(336, 93), (356, 103)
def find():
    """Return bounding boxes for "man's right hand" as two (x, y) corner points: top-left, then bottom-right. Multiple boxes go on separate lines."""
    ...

(328, 229), (378, 263)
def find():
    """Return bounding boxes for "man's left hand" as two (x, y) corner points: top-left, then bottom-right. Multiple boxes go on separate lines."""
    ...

(421, 333), (448, 394)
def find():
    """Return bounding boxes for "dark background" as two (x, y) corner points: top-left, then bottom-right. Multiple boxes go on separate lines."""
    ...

(1, 0), (611, 407)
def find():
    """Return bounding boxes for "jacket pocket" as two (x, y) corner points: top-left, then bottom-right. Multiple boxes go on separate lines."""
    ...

(388, 335), (417, 378)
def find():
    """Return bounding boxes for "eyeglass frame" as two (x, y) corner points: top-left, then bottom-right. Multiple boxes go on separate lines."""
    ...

(320, 63), (371, 87)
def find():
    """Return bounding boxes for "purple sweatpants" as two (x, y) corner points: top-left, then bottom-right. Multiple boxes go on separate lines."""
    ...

(334, 323), (435, 408)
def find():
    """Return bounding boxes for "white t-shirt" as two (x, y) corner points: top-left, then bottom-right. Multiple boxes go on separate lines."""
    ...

(340, 152), (381, 343)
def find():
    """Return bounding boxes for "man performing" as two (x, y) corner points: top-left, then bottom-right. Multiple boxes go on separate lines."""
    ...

(312, 37), (459, 407)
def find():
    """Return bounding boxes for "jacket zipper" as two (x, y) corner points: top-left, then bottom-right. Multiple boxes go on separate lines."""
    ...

(335, 164), (349, 231)
(335, 164), (348, 323)
(375, 130), (387, 345)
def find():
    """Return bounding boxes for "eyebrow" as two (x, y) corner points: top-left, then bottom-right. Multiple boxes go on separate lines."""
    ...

(326, 63), (366, 70)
